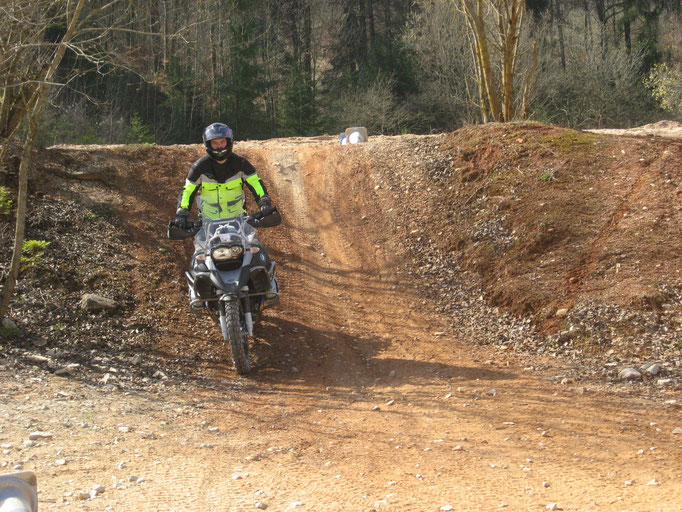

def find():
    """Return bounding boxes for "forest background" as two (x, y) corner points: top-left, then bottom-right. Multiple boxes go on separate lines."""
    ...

(2, 0), (682, 147)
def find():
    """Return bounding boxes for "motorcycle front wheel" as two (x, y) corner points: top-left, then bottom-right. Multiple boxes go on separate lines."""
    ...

(219, 300), (251, 375)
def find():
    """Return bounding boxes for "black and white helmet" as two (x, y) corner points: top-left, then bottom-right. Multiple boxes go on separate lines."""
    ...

(202, 122), (234, 160)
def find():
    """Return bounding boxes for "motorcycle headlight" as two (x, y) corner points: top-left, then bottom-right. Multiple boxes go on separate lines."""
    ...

(211, 245), (244, 261)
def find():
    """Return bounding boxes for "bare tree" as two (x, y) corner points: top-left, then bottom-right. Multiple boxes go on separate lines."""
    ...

(457, 0), (538, 122)
(1, 0), (89, 320)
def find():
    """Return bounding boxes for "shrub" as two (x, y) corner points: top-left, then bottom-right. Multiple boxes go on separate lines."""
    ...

(21, 239), (51, 269)
(531, 11), (662, 128)
(125, 113), (155, 144)
(0, 186), (12, 216)
(645, 63), (682, 118)
(332, 74), (413, 135)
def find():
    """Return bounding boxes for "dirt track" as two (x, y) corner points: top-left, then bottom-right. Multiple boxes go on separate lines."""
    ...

(2, 132), (682, 511)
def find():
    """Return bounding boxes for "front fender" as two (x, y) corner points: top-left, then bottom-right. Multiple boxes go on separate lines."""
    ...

(211, 269), (241, 293)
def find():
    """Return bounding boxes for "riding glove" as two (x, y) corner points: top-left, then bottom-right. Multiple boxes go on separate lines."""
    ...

(258, 195), (272, 210)
(175, 208), (190, 228)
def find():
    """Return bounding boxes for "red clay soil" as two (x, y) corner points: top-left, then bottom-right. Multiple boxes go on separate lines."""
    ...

(0, 123), (680, 511)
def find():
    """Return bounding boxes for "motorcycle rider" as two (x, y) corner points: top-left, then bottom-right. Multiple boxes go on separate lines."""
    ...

(174, 122), (279, 300)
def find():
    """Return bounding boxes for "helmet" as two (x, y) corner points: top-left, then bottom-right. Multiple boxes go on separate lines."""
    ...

(202, 122), (234, 160)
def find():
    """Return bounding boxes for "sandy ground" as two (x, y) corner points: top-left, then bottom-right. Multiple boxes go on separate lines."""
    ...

(1, 126), (682, 511)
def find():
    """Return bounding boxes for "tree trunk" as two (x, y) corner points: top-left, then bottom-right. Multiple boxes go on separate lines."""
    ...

(0, 125), (33, 320)
(303, 1), (313, 85)
(462, 0), (503, 121)
(555, 1), (566, 70)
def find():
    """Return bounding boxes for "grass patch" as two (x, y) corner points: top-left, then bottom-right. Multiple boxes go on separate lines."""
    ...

(0, 186), (12, 215)
(538, 130), (598, 153)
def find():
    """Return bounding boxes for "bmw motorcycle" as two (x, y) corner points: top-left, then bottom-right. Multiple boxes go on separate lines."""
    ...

(168, 207), (281, 374)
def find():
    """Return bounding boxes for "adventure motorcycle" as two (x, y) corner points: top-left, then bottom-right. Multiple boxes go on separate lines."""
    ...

(167, 207), (281, 374)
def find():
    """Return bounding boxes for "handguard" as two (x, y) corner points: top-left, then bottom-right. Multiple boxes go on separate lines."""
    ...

(167, 219), (202, 240)
(248, 206), (281, 228)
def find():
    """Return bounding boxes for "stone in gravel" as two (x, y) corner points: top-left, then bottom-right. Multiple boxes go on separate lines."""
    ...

(56, 459), (66, 466)
(657, 379), (673, 386)
(618, 368), (642, 381)
(546, 504), (561, 511)
(54, 367), (73, 376)
(31, 337), (48, 347)
(92, 484), (105, 494)
(555, 308), (569, 318)
(130, 354), (143, 365)
(2, 317), (18, 330)
(28, 431), (53, 440)
(255, 503), (268, 510)
(80, 293), (118, 312)
(647, 479), (659, 486)
(486, 389), (497, 396)
(128, 475), (139, 483)
(26, 355), (49, 364)
(77, 491), (90, 500)
(440, 506), (454, 511)
(644, 364), (661, 376)
(672, 427), (682, 435)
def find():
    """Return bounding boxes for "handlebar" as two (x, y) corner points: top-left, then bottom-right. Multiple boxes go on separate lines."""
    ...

(167, 206), (281, 240)
(167, 220), (201, 240)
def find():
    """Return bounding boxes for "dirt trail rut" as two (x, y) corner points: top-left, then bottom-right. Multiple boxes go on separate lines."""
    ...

(1, 138), (681, 511)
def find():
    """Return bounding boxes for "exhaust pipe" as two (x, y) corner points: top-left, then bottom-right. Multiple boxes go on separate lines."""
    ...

(0, 471), (37, 512)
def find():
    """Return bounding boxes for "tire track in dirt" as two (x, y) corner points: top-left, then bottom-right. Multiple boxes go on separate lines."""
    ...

(564, 158), (657, 304)
(11, 139), (681, 511)
(204, 142), (682, 512)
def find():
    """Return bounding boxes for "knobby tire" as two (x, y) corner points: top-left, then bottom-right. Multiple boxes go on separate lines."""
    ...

(219, 300), (251, 375)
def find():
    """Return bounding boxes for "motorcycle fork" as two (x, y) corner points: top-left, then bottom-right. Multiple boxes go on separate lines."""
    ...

(239, 287), (254, 337)
(213, 289), (253, 337)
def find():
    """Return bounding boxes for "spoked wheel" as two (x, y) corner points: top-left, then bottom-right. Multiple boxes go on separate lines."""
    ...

(219, 300), (251, 375)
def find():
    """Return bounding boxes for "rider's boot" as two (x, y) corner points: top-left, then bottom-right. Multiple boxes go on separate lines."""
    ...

(188, 250), (210, 312)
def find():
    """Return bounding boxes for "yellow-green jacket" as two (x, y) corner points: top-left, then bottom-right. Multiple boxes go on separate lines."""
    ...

(176, 154), (268, 219)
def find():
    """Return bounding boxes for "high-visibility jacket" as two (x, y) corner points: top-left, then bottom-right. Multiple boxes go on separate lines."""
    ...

(177, 154), (268, 219)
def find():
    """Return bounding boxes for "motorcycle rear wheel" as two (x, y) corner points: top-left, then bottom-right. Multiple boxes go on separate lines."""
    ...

(219, 300), (251, 375)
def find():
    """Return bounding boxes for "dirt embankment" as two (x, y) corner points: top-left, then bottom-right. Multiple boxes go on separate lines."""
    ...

(0, 123), (681, 511)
